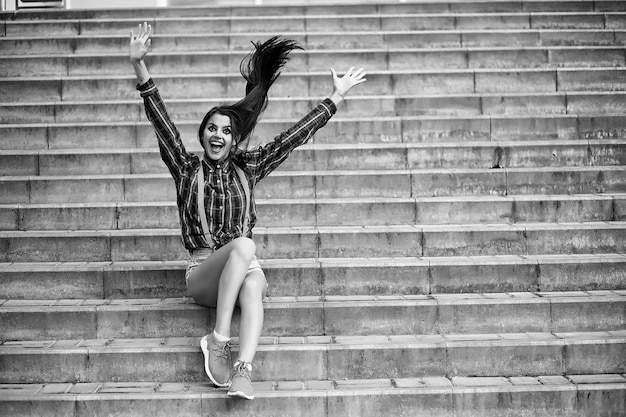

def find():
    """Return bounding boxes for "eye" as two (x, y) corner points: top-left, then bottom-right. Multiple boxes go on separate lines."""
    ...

(207, 125), (216, 132)
(223, 127), (231, 135)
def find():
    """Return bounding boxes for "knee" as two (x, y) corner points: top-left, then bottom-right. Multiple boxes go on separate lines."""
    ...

(239, 274), (267, 302)
(229, 237), (256, 263)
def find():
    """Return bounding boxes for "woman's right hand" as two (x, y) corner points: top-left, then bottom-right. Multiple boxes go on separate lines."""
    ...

(130, 21), (152, 63)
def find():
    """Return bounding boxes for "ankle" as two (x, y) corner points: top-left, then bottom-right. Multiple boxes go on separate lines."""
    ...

(213, 330), (230, 342)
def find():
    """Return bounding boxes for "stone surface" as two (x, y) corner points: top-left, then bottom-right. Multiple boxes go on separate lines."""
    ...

(1, 1), (625, 416)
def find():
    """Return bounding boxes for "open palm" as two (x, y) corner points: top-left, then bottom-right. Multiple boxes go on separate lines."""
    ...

(331, 67), (367, 97)
(129, 22), (152, 62)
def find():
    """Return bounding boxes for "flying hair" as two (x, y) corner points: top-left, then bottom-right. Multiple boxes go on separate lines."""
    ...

(198, 36), (303, 151)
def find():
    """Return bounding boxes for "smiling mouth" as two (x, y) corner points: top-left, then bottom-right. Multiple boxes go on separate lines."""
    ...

(208, 139), (224, 153)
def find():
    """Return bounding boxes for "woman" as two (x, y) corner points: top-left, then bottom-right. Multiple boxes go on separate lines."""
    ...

(130, 22), (366, 400)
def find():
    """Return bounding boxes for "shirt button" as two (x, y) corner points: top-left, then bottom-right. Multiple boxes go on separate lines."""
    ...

(217, 164), (221, 169)
(219, 205), (224, 210)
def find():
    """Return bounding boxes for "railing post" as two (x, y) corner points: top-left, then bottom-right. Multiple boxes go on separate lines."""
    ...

(2, 0), (18, 11)
(17, 0), (65, 9)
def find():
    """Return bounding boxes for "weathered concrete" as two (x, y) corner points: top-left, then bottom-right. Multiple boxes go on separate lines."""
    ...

(1, 1), (625, 415)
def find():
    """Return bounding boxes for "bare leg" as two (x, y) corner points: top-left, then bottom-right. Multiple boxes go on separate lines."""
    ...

(236, 270), (267, 363)
(187, 237), (256, 337)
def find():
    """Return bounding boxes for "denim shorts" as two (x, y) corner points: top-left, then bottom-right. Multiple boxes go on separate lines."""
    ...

(185, 247), (263, 284)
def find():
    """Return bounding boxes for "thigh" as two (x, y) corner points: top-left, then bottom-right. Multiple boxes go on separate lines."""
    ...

(186, 240), (247, 307)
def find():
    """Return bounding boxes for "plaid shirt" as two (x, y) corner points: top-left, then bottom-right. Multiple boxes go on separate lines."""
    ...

(137, 78), (336, 252)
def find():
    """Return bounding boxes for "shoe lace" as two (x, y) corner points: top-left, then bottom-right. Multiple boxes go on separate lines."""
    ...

(213, 340), (233, 360)
(232, 361), (251, 381)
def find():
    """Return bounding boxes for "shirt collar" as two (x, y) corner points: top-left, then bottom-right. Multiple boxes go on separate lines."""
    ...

(202, 154), (231, 172)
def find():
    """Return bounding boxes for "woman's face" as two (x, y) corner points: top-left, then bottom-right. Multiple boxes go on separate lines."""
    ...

(201, 113), (234, 162)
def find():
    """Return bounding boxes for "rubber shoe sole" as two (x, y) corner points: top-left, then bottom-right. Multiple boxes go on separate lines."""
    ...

(200, 335), (230, 388)
(227, 389), (254, 400)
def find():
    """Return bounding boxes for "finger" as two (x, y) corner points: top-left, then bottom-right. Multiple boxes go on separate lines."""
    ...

(345, 66), (355, 76)
(330, 68), (337, 79)
(349, 68), (363, 79)
(140, 28), (149, 42)
(353, 68), (365, 77)
(146, 38), (152, 50)
(130, 30), (134, 41)
(140, 24), (151, 43)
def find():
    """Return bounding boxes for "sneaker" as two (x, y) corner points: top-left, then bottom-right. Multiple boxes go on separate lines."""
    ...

(200, 333), (232, 387)
(227, 361), (254, 400)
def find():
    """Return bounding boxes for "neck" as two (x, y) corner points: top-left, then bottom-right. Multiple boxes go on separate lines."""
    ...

(203, 153), (231, 168)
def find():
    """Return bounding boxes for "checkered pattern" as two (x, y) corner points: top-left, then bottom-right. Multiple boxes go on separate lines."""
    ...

(138, 78), (336, 251)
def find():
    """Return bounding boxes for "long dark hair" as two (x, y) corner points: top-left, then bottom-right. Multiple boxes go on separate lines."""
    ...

(198, 36), (302, 151)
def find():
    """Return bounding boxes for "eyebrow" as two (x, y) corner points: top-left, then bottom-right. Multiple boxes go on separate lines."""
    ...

(208, 123), (232, 129)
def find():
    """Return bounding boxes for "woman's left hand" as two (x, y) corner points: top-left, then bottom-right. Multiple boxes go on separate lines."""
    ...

(329, 67), (367, 105)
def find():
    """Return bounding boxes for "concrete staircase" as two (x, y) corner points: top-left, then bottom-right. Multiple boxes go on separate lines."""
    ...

(1, 1), (625, 415)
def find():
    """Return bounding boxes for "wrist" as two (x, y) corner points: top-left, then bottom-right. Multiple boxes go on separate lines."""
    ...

(329, 90), (345, 106)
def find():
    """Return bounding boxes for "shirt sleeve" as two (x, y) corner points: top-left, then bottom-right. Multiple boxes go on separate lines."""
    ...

(244, 98), (337, 183)
(137, 78), (194, 184)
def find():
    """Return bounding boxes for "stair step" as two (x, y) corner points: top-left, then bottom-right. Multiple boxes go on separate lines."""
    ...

(2, 29), (624, 57)
(1, 291), (623, 341)
(1, 1), (624, 415)
(4, 68), (626, 103)
(3, 46), (626, 77)
(0, 222), (624, 262)
(4, 92), (626, 123)
(1, 141), (623, 176)
(1, 194), (623, 231)
(2, 166), (625, 203)
(2, 0), (625, 20)
(3, 12), (626, 37)
(1, 331), (624, 383)
(1, 374), (624, 417)
(4, 114), (626, 151)
(1, 254), (624, 299)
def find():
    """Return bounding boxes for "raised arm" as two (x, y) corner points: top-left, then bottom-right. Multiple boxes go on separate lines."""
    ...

(245, 67), (367, 182)
(130, 22), (152, 85)
(130, 22), (194, 183)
